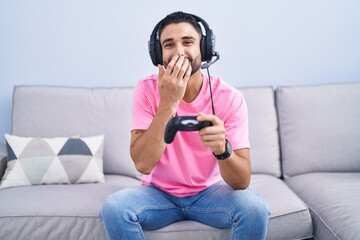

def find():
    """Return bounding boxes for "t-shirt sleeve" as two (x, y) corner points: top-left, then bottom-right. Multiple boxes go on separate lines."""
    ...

(131, 80), (155, 131)
(224, 91), (250, 150)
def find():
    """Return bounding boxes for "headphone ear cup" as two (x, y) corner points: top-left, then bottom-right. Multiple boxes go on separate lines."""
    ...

(201, 32), (215, 62)
(148, 40), (156, 66)
(149, 39), (163, 66)
(154, 40), (163, 65)
(149, 20), (163, 66)
(200, 35), (207, 62)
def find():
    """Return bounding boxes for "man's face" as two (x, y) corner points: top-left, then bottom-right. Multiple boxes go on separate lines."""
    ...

(160, 22), (202, 75)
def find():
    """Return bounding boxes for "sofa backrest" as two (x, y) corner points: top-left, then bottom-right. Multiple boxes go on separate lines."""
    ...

(12, 86), (140, 178)
(11, 85), (281, 179)
(276, 83), (360, 178)
(240, 87), (281, 177)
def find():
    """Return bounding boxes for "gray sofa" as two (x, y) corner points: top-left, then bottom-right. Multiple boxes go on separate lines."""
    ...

(0, 82), (359, 240)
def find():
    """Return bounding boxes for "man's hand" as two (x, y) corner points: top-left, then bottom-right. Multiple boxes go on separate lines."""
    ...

(157, 55), (192, 107)
(197, 112), (251, 189)
(197, 113), (226, 155)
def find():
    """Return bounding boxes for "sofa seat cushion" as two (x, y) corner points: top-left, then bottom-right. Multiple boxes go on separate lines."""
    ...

(286, 172), (360, 240)
(1, 174), (303, 240)
(250, 174), (313, 240)
(0, 175), (140, 240)
(0, 173), (312, 240)
(144, 221), (229, 240)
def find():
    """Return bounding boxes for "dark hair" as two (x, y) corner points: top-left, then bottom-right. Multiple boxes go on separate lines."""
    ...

(158, 11), (202, 38)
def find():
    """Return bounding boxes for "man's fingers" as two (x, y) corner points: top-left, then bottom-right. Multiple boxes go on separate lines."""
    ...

(184, 62), (192, 81)
(171, 55), (185, 77)
(178, 58), (191, 81)
(197, 113), (219, 125)
(165, 55), (180, 75)
(158, 64), (165, 90)
(158, 64), (165, 79)
(159, 55), (190, 94)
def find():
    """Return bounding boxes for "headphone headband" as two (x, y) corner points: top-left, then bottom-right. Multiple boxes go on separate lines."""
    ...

(148, 13), (216, 66)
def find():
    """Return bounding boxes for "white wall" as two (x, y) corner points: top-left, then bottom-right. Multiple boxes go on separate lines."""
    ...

(1, 0), (360, 142)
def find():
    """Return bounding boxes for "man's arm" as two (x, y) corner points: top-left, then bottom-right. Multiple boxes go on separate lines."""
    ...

(130, 55), (191, 174)
(130, 104), (174, 174)
(198, 113), (251, 189)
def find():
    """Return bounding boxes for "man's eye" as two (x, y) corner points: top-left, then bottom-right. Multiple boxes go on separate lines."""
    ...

(184, 41), (193, 45)
(164, 43), (173, 48)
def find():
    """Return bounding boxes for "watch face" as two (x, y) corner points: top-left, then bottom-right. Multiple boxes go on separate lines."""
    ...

(225, 139), (232, 158)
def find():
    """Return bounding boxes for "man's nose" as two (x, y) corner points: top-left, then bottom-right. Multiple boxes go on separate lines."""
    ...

(174, 44), (185, 55)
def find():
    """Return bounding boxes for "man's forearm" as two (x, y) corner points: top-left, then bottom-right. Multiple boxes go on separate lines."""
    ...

(218, 149), (251, 189)
(130, 103), (176, 174)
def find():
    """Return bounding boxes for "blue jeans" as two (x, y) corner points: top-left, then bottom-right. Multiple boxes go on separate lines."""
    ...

(100, 181), (269, 240)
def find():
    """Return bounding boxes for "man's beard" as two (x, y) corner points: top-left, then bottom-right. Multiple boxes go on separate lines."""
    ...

(189, 55), (201, 75)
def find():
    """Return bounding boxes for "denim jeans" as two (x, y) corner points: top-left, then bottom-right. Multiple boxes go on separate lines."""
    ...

(100, 181), (269, 240)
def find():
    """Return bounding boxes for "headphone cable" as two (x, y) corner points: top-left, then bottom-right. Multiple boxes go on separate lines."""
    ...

(206, 67), (216, 115)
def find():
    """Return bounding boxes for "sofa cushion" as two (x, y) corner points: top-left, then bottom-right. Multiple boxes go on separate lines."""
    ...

(145, 221), (229, 240)
(1, 134), (104, 189)
(0, 173), (313, 240)
(0, 175), (140, 240)
(276, 83), (360, 178)
(240, 87), (281, 177)
(286, 172), (360, 240)
(250, 174), (313, 240)
(11, 86), (140, 178)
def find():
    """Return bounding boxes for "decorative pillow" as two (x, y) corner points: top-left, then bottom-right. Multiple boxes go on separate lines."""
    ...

(0, 134), (105, 189)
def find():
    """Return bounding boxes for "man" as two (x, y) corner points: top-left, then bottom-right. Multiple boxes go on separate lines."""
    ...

(100, 11), (269, 240)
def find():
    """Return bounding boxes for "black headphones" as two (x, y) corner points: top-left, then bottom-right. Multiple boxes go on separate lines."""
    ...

(148, 13), (216, 66)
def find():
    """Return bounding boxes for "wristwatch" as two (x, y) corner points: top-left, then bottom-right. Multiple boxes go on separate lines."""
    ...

(213, 139), (232, 160)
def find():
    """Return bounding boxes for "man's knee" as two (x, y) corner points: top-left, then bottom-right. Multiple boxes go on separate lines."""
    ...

(233, 189), (269, 224)
(100, 189), (132, 220)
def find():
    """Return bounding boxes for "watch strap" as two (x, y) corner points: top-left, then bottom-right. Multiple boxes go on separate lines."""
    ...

(213, 139), (232, 160)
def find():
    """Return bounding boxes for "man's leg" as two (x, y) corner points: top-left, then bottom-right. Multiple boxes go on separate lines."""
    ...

(100, 185), (183, 240)
(186, 181), (270, 240)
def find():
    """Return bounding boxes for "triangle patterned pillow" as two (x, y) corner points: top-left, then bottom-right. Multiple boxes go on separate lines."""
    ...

(0, 134), (105, 189)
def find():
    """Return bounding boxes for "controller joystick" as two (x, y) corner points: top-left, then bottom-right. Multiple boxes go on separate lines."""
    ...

(164, 116), (212, 144)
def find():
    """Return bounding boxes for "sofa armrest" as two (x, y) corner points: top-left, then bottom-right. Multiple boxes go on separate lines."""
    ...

(0, 143), (7, 180)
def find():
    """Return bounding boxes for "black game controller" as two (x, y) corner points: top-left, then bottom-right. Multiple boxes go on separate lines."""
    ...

(164, 116), (212, 144)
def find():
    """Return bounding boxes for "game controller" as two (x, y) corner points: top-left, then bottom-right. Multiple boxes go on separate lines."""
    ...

(164, 116), (213, 144)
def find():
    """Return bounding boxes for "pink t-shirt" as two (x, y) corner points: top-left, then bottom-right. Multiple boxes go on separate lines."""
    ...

(131, 74), (250, 197)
